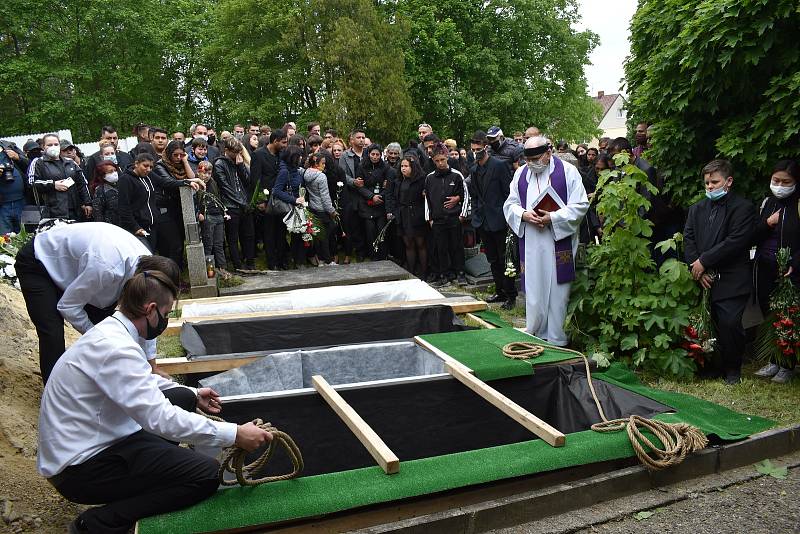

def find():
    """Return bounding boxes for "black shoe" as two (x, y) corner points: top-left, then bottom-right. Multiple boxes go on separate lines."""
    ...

(724, 372), (741, 385)
(456, 272), (468, 285)
(486, 294), (506, 303)
(501, 298), (516, 310)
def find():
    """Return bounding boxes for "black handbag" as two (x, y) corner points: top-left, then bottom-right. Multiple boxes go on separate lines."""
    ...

(265, 186), (293, 215)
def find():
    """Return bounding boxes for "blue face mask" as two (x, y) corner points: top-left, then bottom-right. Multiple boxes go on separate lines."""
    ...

(705, 187), (728, 201)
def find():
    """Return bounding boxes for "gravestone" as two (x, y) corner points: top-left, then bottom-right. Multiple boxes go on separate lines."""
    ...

(180, 187), (217, 298)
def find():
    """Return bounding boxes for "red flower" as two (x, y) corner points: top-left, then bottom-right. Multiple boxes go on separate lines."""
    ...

(685, 326), (698, 338)
(783, 348), (794, 355)
(303, 241), (311, 248)
(777, 339), (788, 348)
(688, 343), (702, 352)
(781, 318), (794, 328)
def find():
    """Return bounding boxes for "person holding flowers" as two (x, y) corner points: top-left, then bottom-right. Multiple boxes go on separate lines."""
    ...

(684, 159), (756, 384)
(753, 159), (800, 383)
(274, 146), (310, 269)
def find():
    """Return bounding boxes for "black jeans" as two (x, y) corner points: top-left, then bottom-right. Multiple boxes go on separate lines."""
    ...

(480, 227), (517, 299)
(311, 210), (336, 263)
(224, 208), (255, 269)
(343, 208), (366, 258)
(431, 222), (464, 277)
(363, 216), (388, 260)
(50, 389), (217, 534)
(16, 241), (116, 383)
(201, 215), (226, 269)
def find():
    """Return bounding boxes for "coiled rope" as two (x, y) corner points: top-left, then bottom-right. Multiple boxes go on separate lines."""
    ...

(203, 415), (304, 486)
(501, 341), (708, 470)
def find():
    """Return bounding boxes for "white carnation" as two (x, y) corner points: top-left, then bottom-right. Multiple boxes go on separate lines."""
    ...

(263, 188), (270, 195)
(336, 181), (344, 187)
(0, 254), (13, 264)
(4, 264), (15, 278)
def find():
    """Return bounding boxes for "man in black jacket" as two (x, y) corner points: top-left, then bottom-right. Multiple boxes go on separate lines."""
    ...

(84, 126), (134, 182)
(486, 126), (522, 175)
(31, 134), (91, 220)
(425, 142), (470, 286)
(250, 129), (289, 269)
(469, 131), (516, 309)
(684, 159), (756, 384)
(214, 138), (254, 271)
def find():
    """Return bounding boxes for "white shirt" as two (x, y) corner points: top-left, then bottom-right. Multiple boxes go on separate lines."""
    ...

(37, 312), (237, 477)
(32, 222), (159, 358)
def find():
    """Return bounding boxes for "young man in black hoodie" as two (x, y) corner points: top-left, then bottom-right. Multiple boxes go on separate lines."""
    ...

(424, 142), (470, 287)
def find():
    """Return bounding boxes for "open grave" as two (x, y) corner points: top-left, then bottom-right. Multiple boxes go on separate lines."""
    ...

(140, 327), (775, 534)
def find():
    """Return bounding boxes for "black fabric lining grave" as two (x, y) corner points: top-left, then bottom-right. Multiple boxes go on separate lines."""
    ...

(218, 363), (671, 478)
(181, 305), (466, 357)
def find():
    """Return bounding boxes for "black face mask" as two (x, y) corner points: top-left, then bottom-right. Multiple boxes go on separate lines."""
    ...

(144, 307), (169, 340)
(207, 135), (216, 146)
(473, 148), (486, 162)
(490, 140), (501, 151)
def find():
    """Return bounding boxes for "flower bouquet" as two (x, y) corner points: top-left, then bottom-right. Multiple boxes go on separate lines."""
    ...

(503, 231), (517, 278)
(0, 229), (32, 290)
(683, 284), (715, 366)
(283, 187), (320, 248)
(765, 248), (800, 366)
(249, 186), (270, 211)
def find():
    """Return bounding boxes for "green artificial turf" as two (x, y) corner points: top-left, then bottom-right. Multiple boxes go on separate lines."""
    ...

(419, 327), (579, 381)
(471, 309), (514, 328)
(139, 363), (774, 534)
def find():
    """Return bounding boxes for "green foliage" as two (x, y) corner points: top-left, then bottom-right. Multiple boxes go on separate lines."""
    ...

(391, 0), (602, 143)
(567, 153), (700, 378)
(1, 0), (600, 144)
(625, 0), (800, 206)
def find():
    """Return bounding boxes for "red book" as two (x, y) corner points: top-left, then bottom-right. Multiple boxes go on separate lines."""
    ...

(532, 191), (561, 213)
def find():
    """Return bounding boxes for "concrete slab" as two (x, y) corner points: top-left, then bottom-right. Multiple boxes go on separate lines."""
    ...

(219, 260), (414, 296)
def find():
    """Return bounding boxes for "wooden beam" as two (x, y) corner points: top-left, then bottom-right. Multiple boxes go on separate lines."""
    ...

(155, 356), (261, 375)
(444, 361), (566, 447)
(312, 375), (400, 474)
(465, 313), (498, 329)
(413, 336), (475, 376)
(167, 297), (488, 335)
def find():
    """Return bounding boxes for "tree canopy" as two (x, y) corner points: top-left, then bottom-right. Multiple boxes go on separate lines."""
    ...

(625, 0), (800, 205)
(1, 0), (600, 144)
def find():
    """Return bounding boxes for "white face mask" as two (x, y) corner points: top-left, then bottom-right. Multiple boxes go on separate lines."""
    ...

(195, 134), (208, 142)
(528, 161), (548, 173)
(45, 146), (61, 159)
(770, 183), (795, 199)
(104, 171), (119, 184)
(103, 154), (117, 164)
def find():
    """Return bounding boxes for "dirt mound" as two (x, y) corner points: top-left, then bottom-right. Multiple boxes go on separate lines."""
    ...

(0, 284), (82, 533)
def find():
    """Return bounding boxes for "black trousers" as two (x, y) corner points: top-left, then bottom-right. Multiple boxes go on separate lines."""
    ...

(50, 389), (217, 534)
(364, 216), (388, 260)
(431, 222), (464, 276)
(311, 210), (336, 263)
(155, 207), (185, 269)
(480, 227), (517, 299)
(224, 208), (255, 269)
(710, 293), (749, 376)
(343, 208), (366, 258)
(16, 241), (116, 383)
(262, 213), (288, 269)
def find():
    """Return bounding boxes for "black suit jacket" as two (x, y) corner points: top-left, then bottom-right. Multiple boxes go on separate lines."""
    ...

(684, 192), (756, 301)
(469, 156), (511, 232)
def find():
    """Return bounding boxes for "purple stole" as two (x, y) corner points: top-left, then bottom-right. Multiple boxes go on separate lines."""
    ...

(518, 156), (576, 284)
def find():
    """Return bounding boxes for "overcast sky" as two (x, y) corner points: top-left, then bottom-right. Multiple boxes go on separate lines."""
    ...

(574, 0), (638, 97)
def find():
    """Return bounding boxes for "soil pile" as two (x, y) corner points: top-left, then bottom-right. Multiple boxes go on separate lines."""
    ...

(0, 284), (82, 533)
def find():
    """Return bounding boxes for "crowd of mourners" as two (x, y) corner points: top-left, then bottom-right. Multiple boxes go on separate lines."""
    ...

(0, 119), (798, 384)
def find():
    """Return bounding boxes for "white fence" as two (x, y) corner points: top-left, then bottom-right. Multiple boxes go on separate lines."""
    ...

(0, 130), (139, 156)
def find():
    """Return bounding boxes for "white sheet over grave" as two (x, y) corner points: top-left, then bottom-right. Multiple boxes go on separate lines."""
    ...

(181, 279), (444, 318)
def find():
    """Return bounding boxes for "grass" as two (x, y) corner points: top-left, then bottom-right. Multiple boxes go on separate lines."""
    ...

(462, 284), (800, 428)
(157, 333), (186, 358)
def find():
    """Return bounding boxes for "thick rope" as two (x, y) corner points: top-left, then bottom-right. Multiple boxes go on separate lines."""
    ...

(204, 415), (304, 486)
(501, 342), (708, 470)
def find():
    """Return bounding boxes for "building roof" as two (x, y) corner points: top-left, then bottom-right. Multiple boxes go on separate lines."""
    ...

(593, 91), (622, 117)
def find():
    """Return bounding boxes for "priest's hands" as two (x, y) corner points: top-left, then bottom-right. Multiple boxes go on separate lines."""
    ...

(524, 209), (551, 228)
(690, 259), (705, 280)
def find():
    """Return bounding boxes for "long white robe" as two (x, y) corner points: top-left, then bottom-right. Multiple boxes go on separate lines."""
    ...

(503, 157), (588, 346)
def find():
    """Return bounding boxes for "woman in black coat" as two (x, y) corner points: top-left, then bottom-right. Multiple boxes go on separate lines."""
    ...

(395, 155), (428, 277)
(752, 159), (800, 383)
(355, 143), (394, 260)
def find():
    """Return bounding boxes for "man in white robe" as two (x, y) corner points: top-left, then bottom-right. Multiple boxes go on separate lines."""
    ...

(503, 137), (588, 346)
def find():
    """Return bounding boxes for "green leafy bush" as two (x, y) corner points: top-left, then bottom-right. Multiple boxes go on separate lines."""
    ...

(567, 154), (699, 378)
